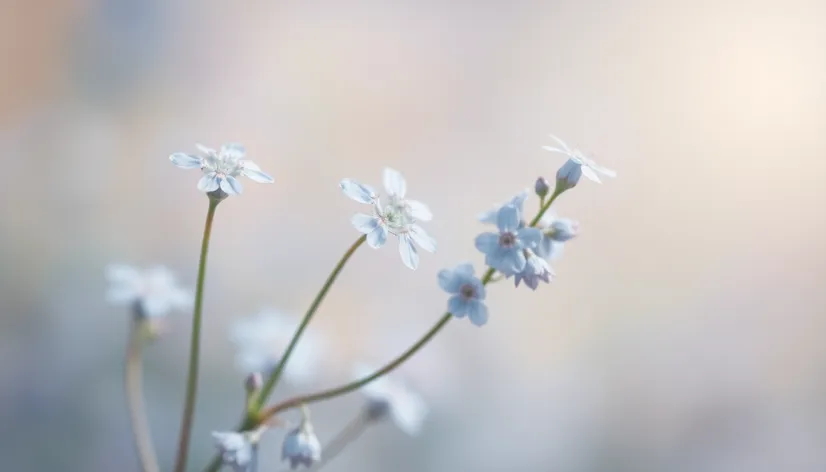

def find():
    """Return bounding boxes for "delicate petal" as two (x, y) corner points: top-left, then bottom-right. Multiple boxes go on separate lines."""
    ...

(477, 209), (498, 224)
(169, 153), (203, 169)
(580, 164), (602, 183)
(447, 295), (468, 317)
(106, 264), (141, 284)
(198, 173), (220, 192)
(390, 391), (428, 436)
(548, 134), (573, 154)
(220, 175), (244, 195)
(474, 233), (500, 254)
(240, 161), (274, 183)
(366, 225), (388, 248)
(398, 234), (419, 270)
(106, 286), (139, 305)
(466, 300), (489, 327)
(542, 146), (569, 155)
(591, 162), (617, 178)
(142, 296), (172, 318)
(408, 224), (436, 253)
(454, 263), (475, 278)
(496, 205), (521, 232)
(438, 269), (462, 293)
(406, 200), (432, 221)
(351, 213), (379, 234)
(196, 143), (217, 156)
(383, 167), (407, 198)
(340, 179), (377, 204)
(472, 278), (487, 300)
(518, 227), (543, 248)
(220, 142), (246, 160)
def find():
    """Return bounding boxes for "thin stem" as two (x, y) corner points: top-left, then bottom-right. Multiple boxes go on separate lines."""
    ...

(255, 234), (367, 410)
(250, 443), (260, 472)
(125, 324), (161, 472)
(173, 198), (220, 472)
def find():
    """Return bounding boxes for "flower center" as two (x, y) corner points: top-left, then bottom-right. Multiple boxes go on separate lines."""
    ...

(499, 232), (517, 248)
(376, 196), (412, 232)
(460, 283), (476, 299)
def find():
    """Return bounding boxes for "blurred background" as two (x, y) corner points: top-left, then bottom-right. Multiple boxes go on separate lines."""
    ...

(1, 0), (825, 471)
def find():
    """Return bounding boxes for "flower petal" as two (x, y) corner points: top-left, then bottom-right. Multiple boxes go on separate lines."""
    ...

(390, 391), (428, 436)
(542, 146), (569, 155)
(477, 209), (498, 224)
(220, 143), (246, 160)
(518, 227), (543, 248)
(398, 234), (419, 270)
(466, 300), (489, 326)
(447, 295), (468, 317)
(351, 213), (380, 233)
(196, 143), (217, 156)
(580, 165), (602, 183)
(220, 175), (244, 195)
(106, 264), (141, 284)
(406, 200), (432, 221)
(408, 224), (436, 253)
(454, 263), (475, 278)
(197, 173), (220, 192)
(548, 134), (573, 154)
(240, 161), (274, 183)
(366, 225), (388, 248)
(383, 167), (407, 198)
(438, 269), (462, 293)
(474, 233), (499, 254)
(496, 205), (521, 232)
(169, 153), (203, 169)
(340, 179), (377, 204)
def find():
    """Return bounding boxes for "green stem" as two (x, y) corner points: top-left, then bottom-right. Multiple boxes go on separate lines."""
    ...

(173, 198), (220, 472)
(125, 324), (161, 472)
(255, 234), (367, 410)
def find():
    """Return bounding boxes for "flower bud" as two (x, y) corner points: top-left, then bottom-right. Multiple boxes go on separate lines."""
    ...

(555, 159), (582, 191)
(282, 422), (322, 469)
(245, 372), (263, 394)
(547, 218), (578, 242)
(534, 177), (550, 198)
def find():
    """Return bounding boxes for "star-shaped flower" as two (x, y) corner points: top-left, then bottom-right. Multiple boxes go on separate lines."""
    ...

(438, 263), (489, 326)
(211, 431), (254, 472)
(353, 363), (429, 435)
(474, 205), (542, 276)
(105, 264), (192, 318)
(340, 168), (436, 270)
(170, 143), (273, 196)
(543, 134), (615, 185)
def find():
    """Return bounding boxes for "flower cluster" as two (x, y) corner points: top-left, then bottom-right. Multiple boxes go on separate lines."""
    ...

(107, 135), (613, 472)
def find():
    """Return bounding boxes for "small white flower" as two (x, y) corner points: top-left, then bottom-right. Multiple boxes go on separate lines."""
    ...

(340, 168), (436, 270)
(212, 431), (254, 472)
(353, 363), (428, 435)
(169, 143), (274, 196)
(543, 135), (615, 185)
(230, 310), (326, 386)
(282, 421), (322, 469)
(105, 264), (192, 318)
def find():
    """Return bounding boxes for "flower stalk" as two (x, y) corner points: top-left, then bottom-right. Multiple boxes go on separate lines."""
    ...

(125, 322), (161, 472)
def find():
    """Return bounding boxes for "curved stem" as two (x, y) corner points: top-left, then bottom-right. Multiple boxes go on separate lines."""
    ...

(125, 325), (161, 472)
(173, 198), (220, 472)
(255, 234), (367, 410)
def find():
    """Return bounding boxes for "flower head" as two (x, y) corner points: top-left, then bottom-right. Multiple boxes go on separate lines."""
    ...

(212, 431), (254, 472)
(535, 211), (579, 260)
(353, 363), (428, 435)
(438, 263), (488, 326)
(282, 418), (321, 469)
(106, 264), (191, 318)
(543, 134), (615, 187)
(170, 143), (273, 196)
(340, 168), (435, 270)
(230, 310), (326, 386)
(513, 251), (554, 290)
(478, 189), (530, 225)
(474, 205), (542, 276)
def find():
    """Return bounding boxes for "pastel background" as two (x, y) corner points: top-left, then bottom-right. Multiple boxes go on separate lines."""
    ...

(1, 0), (824, 471)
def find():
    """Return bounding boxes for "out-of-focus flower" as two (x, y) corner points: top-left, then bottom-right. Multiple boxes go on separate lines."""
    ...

(230, 310), (326, 386)
(170, 143), (273, 196)
(543, 134), (615, 187)
(282, 415), (321, 469)
(438, 263), (489, 326)
(105, 264), (191, 318)
(340, 168), (435, 270)
(478, 189), (530, 225)
(535, 211), (579, 260)
(474, 205), (541, 276)
(353, 363), (428, 435)
(211, 431), (253, 472)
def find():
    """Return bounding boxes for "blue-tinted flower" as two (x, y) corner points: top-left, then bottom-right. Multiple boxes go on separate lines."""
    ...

(105, 264), (192, 318)
(437, 263), (489, 326)
(340, 168), (435, 270)
(534, 177), (550, 198)
(212, 431), (253, 472)
(282, 420), (321, 469)
(353, 363), (429, 435)
(170, 143), (273, 196)
(513, 251), (554, 290)
(535, 211), (579, 260)
(478, 189), (530, 225)
(543, 134), (615, 187)
(475, 206), (542, 276)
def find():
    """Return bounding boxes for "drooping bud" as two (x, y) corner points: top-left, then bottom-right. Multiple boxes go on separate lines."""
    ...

(245, 372), (263, 395)
(282, 406), (322, 469)
(534, 177), (550, 198)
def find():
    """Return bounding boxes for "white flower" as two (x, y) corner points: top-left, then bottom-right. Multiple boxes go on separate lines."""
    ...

(105, 264), (192, 318)
(230, 310), (326, 386)
(340, 168), (436, 270)
(212, 431), (254, 472)
(353, 363), (428, 435)
(169, 143), (274, 196)
(543, 135), (616, 185)
(281, 421), (322, 469)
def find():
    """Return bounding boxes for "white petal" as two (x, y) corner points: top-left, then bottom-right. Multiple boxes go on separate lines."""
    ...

(220, 142), (246, 160)
(406, 200), (432, 221)
(169, 153), (203, 169)
(383, 167), (407, 198)
(197, 173), (220, 192)
(548, 134), (573, 154)
(142, 296), (172, 318)
(408, 224), (436, 253)
(398, 234), (419, 270)
(366, 225), (388, 248)
(220, 175), (244, 195)
(196, 143), (217, 156)
(340, 179), (377, 204)
(240, 161), (274, 183)
(580, 165), (602, 183)
(592, 163), (617, 178)
(106, 264), (141, 284)
(391, 391), (428, 436)
(351, 213), (379, 234)
(106, 286), (139, 305)
(542, 146), (569, 155)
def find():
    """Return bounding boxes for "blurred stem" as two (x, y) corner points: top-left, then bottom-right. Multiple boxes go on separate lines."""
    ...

(125, 323), (160, 472)
(173, 198), (220, 472)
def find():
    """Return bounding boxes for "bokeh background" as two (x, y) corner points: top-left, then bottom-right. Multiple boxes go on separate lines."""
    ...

(2, 0), (825, 471)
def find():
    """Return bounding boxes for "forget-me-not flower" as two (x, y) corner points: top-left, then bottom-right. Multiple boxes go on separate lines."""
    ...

(282, 418), (322, 469)
(170, 143), (273, 196)
(478, 189), (530, 225)
(535, 211), (579, 260)
(543, 134), (615, 186)
(340, 168), (436, 270)
(106, 264), (192, 318)
(475, 205), (542, 276)
(438, 263), (489, 326)
(353, 363), (429, 435)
